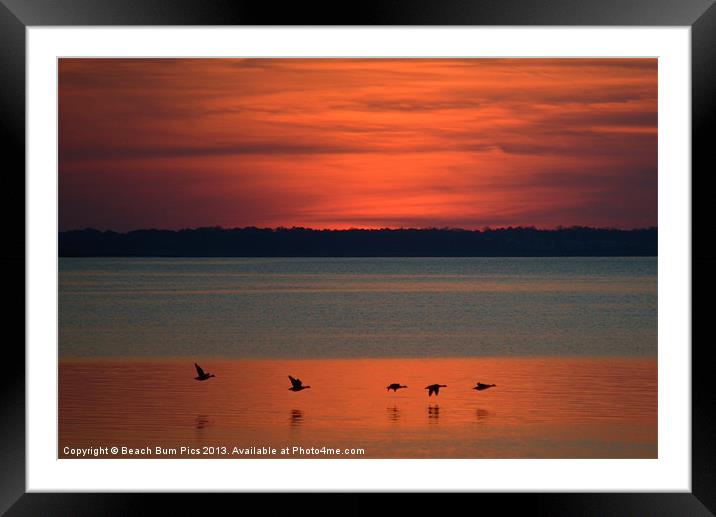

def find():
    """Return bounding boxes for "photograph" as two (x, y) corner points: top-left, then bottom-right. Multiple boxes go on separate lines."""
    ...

(57, 57), (658, 460)
(2, 0), (710, 509)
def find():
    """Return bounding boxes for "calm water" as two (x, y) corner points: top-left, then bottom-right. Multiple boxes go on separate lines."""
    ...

(58, 257), (657, 458)
(59, 257), (656, 358)
(60, 357), (656, 458)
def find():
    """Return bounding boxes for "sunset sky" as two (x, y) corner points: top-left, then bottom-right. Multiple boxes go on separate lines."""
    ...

(59, 58), (657, 231)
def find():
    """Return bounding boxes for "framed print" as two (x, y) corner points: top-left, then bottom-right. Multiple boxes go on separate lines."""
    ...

(3, 0), (715, 514)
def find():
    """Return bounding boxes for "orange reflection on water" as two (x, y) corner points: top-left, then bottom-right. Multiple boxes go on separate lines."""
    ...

(59, 357), (656, 458)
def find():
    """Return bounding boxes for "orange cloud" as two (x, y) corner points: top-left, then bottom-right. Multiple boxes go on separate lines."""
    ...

(59, 58), (657, 231)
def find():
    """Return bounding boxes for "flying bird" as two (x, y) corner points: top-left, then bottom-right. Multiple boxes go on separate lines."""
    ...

(194, 363), (215, 381)
(425, 384), (447, 397)
(473, 382), (496, 391)
(386, 383), (407, 392)
(288, 375), (311, 392)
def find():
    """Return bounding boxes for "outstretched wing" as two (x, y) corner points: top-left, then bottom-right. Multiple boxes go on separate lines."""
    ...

(195, 363), (205, 377)
(288, 375), (302, 388)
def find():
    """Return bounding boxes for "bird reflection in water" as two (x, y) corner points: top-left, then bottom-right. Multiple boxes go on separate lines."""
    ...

(290, 409), (304, 427)
(386, 405), (401, 423)
(475, 408), (490, 421)
(428, 404), (440, 422)
(195, 415), (210, 430)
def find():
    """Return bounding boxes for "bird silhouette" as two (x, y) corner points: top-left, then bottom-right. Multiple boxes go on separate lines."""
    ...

(425, 384), (447, 397)
(194, 363), (215, 381)
(473, 382), (496, 391)
(288, 375), (311, 392)
(386, 383), (407, 392)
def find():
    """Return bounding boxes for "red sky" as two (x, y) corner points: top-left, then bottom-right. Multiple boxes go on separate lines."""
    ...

(59, 58), (657, 231)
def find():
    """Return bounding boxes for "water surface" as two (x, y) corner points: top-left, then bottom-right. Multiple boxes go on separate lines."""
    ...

(58, 257), (657, 458)
(59, 357), (657, 459)
(59, 257), (657, 358)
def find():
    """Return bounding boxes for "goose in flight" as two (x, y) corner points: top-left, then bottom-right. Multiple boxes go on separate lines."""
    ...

(386, 383), (407, 392)
(473, 382), (496, 391)
(425, 384), (447, 397)
(194, 363), (215, 381)
(288, 375), (311, 392)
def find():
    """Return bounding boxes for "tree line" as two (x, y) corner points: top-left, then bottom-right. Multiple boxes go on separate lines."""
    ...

(58, 226), (657, 257)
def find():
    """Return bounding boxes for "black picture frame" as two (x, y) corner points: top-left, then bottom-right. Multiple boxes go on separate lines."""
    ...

(2, 0), (713, 514)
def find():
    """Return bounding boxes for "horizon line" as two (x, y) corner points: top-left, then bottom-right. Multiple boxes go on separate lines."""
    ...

(60, 225), (659, 234)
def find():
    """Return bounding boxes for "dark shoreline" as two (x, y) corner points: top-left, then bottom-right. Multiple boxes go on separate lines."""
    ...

(59, 226), (657, 257)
